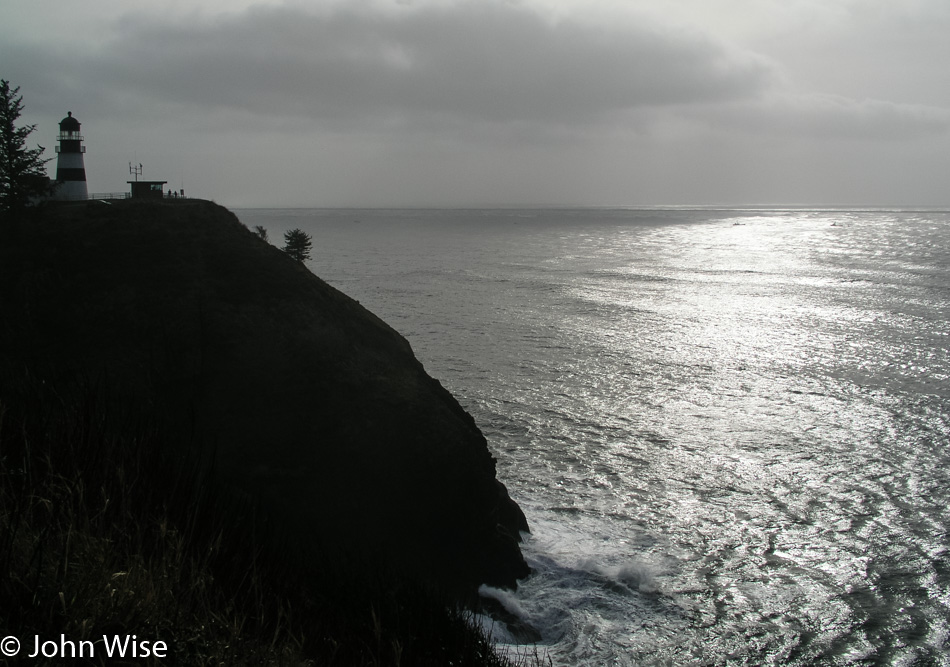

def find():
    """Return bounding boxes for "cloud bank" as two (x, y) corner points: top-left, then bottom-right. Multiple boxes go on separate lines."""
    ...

(14, 2), (775, 128)
(3, 0), (948, 205)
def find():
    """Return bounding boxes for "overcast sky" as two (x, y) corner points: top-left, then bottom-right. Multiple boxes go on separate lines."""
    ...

(3, 0), (949, 207)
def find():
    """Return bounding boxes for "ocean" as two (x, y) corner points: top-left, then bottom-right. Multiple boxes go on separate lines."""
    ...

(234, 207), (950, 666)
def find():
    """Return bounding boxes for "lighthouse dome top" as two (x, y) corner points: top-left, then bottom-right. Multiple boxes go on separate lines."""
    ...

(59, 111), (80, 131)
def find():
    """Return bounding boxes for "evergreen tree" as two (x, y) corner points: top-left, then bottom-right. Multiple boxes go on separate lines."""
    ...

(0, 80), (51, 215)
(283, 228), (312, 262)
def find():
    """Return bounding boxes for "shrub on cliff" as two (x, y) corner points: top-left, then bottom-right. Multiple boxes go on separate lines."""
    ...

(283, 228), (312, 261)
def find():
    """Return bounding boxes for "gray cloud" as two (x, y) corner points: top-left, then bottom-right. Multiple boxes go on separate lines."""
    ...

(16, 2), (776, 129)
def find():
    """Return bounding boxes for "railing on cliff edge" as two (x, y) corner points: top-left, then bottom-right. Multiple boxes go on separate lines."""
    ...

(87, 192), (132, 200)
(65, 193), (192, 201)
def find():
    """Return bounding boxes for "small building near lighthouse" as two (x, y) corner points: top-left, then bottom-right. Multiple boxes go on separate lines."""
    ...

(53, 111), (88, 200)
(127, 180), (168, 200)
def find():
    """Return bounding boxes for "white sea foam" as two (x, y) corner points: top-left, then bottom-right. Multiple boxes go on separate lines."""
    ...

(478, 584), (527, 620)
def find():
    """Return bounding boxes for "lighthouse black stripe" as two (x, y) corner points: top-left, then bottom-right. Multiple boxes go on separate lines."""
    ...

(57, 168), (87, 181)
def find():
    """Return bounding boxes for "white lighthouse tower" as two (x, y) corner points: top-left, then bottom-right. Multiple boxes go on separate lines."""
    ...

(54, 111), (88, 200)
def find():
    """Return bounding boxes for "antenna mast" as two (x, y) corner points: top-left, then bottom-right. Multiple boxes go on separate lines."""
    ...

(129, 162), (143, 182)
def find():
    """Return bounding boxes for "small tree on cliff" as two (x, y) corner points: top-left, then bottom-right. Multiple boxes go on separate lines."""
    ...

(0, 80), (51, 215)
(283, 228), (312, 262)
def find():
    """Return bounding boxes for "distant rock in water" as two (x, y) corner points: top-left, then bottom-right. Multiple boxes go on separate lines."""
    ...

(0, 199), (530, 593)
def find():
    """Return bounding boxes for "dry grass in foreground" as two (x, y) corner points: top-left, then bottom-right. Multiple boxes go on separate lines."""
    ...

(0, 376), (545, 666)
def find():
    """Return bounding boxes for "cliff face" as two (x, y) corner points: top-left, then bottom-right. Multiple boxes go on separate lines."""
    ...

(0, 200), (529, 592)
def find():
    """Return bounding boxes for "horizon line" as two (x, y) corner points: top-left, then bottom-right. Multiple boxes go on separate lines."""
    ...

(228, 202), (950, 211)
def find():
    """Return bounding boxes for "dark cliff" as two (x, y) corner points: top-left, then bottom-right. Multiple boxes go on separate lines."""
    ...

(0, 199), (529, 594)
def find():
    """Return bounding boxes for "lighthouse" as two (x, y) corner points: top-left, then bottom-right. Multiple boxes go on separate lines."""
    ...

(54, 111), (88, 200)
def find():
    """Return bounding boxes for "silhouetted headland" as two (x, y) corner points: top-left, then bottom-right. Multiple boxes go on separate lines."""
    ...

(0, 199), (529, 594)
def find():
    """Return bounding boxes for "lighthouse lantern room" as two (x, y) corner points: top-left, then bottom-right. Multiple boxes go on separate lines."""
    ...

(54, 111), (88, 200)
